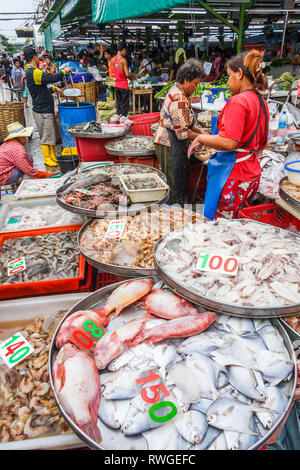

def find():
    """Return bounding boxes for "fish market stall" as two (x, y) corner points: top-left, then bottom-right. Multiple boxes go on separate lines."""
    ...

(68, 121), (129, 162)
(105, 135), (158, 168)
(79, 206), (203, 277)
(0, 293), (89, 449)
(56, 163), (169, 218)
(49, 278), (297, 451)
(154, 218), (300, 317)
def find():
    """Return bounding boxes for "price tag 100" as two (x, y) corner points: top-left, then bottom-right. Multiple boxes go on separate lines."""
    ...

(196, 253), (240, 276)
(105, 219), (126, 239)
(0, 332), (34, 369)
(7, 257), (26, 277)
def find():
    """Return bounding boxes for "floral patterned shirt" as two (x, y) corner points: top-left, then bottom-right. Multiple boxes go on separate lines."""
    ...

(154, 84), (194, 147)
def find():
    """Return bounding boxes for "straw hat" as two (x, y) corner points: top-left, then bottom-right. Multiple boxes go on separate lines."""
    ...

(4, 122), (34, 142)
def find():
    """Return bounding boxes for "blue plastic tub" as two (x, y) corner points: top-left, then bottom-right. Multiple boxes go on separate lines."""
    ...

(58, 101), (96, 148)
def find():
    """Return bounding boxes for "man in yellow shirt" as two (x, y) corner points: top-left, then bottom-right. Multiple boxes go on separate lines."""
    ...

(24, 46), (71, 167)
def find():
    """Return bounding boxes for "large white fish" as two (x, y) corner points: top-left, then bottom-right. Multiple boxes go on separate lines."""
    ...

(52, 343), (101, 442)
(255, 386), (288, 429)
(175, 410), (208, 444)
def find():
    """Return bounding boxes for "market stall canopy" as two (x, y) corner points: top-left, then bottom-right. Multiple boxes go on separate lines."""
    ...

(92, 0), (190, 23)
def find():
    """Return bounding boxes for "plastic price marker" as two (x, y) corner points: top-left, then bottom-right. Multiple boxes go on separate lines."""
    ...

(7, 257), (26, 277)
(0, 332), (34, 369)
(105, 220), (126, 239)
(196, 253), (240, 277)
(7, 216), (23, 224)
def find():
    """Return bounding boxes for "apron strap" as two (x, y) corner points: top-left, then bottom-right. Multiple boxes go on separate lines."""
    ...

(240, 89), (269, 148)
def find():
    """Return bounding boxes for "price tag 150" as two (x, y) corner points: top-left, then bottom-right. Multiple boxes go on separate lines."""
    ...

(7, 257), (26, 277)
(105, 219), (126, 239)
(196, 253), (240, 276)
(0, 332), (34, 369)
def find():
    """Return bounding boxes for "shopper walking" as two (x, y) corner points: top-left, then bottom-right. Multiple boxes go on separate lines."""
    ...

(24, 46), (71, 167)
(111, 42), (136, 117)
(188, 50), (269, 220)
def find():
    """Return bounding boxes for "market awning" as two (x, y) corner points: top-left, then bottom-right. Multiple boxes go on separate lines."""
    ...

(92, 0), (188, 23)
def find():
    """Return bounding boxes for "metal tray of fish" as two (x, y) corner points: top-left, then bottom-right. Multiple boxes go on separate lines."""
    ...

(49, 279), (297, 451)
(56, 163), (169, 219)
(153, 219), (300, 318)
(0, 292), (90, 450)
(78, 219), (156, 277)
(68, 123), (128, 140)
(104, 136), (156, 157)
(279, 176), (300, 212)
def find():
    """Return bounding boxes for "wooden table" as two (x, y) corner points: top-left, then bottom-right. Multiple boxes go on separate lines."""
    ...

(132, 88), (153, 115)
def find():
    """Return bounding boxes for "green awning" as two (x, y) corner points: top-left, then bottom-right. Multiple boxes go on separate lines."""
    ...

(92, 0), (188, 23)
(44, 26), (53, 51)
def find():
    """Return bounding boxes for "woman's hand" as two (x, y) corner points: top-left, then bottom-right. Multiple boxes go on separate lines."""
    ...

(188, 135), (203, 159)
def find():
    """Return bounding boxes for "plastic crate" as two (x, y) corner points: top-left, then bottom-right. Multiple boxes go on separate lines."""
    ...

(129, 113), (160, 136)
(95, 271), (127, 290)
(0, 225), (94, 300)
(118, 154), (159, 169)
(238, 203), (300, 232)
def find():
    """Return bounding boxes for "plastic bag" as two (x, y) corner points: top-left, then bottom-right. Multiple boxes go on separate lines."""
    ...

(88, 66), (102, 81)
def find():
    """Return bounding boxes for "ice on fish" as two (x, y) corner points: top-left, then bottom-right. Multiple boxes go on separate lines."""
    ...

(254, 350), (294, 386)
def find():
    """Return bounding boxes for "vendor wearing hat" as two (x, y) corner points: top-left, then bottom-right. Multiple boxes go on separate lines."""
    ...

(24, 46), (71, 167)
(0, 122), (52, 186)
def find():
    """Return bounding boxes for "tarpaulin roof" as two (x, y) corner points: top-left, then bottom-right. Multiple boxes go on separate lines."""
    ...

(92, 0), (188, 23)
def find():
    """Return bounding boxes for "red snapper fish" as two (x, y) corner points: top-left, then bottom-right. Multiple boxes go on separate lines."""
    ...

(131, 312), (217, 346)
(96, 278), (153, 318)
(144, 288), (199, 319)
(52, 343), (102, 442)
(55, 309), (109, 349)
(93, 317), (153, 370)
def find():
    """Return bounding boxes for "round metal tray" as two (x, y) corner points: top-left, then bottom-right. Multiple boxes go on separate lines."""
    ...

(78, 218), (156, 277)
(153, 219), (300, 318)
(279, 176), (300, 212)
(105, 136), (156, 157)
(68, 123), (128, 140)
(56, 163), (169, 219)
(48, 278), (297, 451)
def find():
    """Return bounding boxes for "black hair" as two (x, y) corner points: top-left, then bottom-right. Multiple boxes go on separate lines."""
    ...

(105, 49), (112, 56)
(176, 58), (204, 83)
(117, 42), (127, 52)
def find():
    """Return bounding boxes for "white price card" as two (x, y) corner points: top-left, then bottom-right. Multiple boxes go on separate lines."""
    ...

(203, 62), (213, 76)
(196, 253), (240, 276)
(7, 257), (26, 277)
(105, 219), (126, 239)
(0, 332), (34, 369)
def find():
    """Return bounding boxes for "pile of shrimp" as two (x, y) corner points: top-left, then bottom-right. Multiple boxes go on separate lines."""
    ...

(0, 316), (71, 442)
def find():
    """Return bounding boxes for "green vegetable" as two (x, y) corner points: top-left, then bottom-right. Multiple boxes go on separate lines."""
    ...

(154, 81), (175, 101)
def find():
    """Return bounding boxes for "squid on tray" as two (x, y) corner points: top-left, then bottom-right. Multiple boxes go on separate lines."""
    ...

(52, 279), (216, 442)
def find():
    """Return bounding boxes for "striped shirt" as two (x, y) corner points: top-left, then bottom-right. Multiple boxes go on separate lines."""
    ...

(0, 139), (38, 185)
(154, 83), (194, 147)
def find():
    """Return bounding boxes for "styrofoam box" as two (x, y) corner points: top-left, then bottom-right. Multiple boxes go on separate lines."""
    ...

(119, 172), (169, 203)
(0, 292), (90, 450)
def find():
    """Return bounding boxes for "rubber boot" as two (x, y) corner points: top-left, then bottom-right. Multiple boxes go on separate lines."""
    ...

(41, 145), (57, 167)
(49, 145), (58, 165)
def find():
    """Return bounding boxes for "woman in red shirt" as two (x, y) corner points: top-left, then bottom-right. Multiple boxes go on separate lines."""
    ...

(188, 50), (269, 220)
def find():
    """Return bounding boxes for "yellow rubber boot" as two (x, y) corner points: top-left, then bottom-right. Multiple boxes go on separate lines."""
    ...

(41, 145), (56, 167)
(49, 145), (58, 165)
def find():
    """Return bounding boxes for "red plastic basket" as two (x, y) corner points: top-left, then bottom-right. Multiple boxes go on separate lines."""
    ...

(0, 225), (95, 300)
(129, 113), (160, 136)
(74, 136), (119, 162)
(118, 154), (159, 169)
(95, 271), (127, 290)
(238, 203), (300, 232)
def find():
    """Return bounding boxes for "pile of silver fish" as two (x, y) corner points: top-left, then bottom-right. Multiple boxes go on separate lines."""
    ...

(0, 231), (79, 284)
(98, 314), (293, 450)
(51, 279), (294, 450)
(106, 136), (155, 152)
(156, 219), (300, 307)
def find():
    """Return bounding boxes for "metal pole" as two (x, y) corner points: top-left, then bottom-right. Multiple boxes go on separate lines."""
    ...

(237, 3), (246, 53)
(178, 21), (184, 49)
(280, 11), (289, 58)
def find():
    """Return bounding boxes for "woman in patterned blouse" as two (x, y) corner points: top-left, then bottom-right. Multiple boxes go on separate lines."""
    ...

(154, 59), (204, 205)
